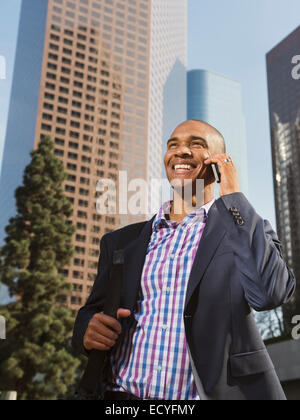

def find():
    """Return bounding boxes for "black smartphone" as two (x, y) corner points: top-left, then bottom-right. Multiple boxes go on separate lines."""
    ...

(211, 163), (221, 183)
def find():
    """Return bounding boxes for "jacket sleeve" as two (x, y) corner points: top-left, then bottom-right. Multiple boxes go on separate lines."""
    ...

(220, 193), (296, 312)
(72, 233), (112, 356)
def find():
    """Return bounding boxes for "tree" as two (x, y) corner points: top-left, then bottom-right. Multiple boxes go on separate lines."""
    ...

(0, 136), (80, 400)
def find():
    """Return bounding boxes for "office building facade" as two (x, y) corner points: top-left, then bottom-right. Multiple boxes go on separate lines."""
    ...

(0, 0), (187, 312)
(266, 25), (300, 318)
(187, 69), (248, 196)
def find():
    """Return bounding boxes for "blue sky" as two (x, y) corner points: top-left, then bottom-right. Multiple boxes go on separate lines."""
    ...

(0, 0), (300, 227)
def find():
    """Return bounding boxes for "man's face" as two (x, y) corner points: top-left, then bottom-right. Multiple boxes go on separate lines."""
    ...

(164, 120), (218, 187)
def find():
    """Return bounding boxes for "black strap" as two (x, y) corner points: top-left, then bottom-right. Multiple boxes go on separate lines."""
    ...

(75, 221), (147, 400)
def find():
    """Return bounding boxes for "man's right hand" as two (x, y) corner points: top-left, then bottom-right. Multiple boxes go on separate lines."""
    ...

(83, 308), (131, 351)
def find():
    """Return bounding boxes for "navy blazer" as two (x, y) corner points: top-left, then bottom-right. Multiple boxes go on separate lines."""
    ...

(72, 193), (296, 400)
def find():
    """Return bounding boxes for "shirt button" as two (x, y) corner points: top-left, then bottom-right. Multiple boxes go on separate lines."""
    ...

(162, 325), (168, 330)
(166, 287), (171, 293)
(170, 253), (175, 258)
(157, 366), (162, 371)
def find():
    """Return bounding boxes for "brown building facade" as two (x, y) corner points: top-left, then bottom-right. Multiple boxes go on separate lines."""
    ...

(34, 0), (152, 312)
(0, 0), (187, 313)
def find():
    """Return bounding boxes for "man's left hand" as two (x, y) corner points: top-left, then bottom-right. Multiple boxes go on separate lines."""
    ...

(204, 154), (240, 196)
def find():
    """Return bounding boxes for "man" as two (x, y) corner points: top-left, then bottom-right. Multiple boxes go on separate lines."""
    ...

(72, 120), (295, 400)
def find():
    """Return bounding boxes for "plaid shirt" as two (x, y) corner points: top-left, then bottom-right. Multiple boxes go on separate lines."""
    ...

(108, 199), (215, 400)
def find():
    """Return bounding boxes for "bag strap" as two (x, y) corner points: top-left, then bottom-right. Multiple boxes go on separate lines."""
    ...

(75, 220), (149, 400)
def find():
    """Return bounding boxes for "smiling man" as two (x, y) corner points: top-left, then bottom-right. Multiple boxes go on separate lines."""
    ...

(164, 120), (239, 221)
(73, 120), (295, 400)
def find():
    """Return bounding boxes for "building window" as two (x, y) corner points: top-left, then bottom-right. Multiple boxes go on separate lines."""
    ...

(79, 188), (89, 196)
(54, 149), (64, 157)
(59, 96), (68, 104)
(60, 76), (70, 84)
(75, 235), (86, 243)
(72, 110), (81, 118)
(65, 185), (75, 193)
(78, 200), (88, 208)
(55, 138), (65, 146)
(67, 163), (77, 171)
(77, 210), (88, 219)
(59, 86), (69, 94)
(72, 100), (82, 108)
(58, 106), (67, 114)
(63, 47), (72, 55)
(41, 123), (52, 131)
(48, 52), (58, 60)
(70, 131), (80, 139)
(68, 152), (78, 160)
(69, 141), (79, 149)
(51, 24), (60, 32)
(74, 71), (84, 79)
(67, 174), (76, 182)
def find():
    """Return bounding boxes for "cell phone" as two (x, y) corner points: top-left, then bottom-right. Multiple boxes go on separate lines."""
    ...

(211, 163), (221, 183)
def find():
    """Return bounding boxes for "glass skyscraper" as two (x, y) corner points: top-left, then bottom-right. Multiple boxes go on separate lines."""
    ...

(266, 25), (300, 323)
(187, 69), (248, 196)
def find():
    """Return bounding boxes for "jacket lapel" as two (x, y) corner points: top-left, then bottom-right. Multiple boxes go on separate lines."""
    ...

(120, 216), (155, 311)
(184, 201), (227, 311)
(120, 200), (227, 313)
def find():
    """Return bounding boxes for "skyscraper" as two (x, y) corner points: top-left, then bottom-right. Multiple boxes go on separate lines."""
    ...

(266, 25), (300, 325)
(0, 0), (187, 312)
(187, 69), (248, 196)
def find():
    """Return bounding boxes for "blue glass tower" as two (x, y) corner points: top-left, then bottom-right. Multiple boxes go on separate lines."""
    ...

(187, 69), (248, 196)
(0, 0), (48, 246)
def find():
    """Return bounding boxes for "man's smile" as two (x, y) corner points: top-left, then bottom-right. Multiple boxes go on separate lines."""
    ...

(171, 161), (198, 175)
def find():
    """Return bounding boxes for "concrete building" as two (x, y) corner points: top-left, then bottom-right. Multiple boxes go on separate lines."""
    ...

(187, 69), (248, 196)
(0, 0), (187, 313)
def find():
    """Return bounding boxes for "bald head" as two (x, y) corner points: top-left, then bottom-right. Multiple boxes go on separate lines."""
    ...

(171, 120), (226, 155)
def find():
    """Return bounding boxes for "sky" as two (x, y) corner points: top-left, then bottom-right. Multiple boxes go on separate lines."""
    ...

(0, 1), (300, 228)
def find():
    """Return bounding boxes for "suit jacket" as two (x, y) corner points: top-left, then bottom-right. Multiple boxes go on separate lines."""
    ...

(72, 193), (296, 400)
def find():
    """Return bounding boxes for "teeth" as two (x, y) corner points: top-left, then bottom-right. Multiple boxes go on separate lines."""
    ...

(174, 165), (192, 170)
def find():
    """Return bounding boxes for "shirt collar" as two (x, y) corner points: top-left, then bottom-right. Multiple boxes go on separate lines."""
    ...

(153, 198), (215, 231)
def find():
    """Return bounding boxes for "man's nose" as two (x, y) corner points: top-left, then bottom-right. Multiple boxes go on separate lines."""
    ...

(176, 145), (192, 156)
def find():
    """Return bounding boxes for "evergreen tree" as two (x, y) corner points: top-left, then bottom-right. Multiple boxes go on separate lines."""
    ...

(0, 136), (80, 400)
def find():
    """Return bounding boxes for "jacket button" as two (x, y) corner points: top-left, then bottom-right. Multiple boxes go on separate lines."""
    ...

(236, 218), (245, 226)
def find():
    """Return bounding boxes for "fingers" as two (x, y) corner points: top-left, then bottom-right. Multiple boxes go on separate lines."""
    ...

(84, 336), (116, 351)
(90, 316), (120, 340)
(204, 154), (234, 167)
(204, 154), (240, 196)
(117, 308), (131, 319)
(96, 312), (122, 334)
(83, 309), (131, 352)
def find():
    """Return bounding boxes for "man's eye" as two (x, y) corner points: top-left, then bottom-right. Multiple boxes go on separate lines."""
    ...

(192, 142), (204, 147)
